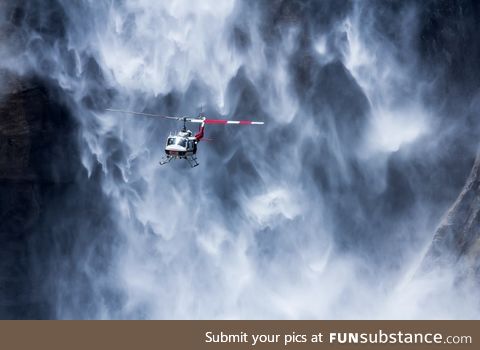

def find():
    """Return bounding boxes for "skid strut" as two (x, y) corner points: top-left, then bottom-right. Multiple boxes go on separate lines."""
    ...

(186, 156), (199, 168)
(159, 156), (173, 165)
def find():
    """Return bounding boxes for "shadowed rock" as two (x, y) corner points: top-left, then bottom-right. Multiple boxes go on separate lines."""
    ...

(422, 152), (480, 284)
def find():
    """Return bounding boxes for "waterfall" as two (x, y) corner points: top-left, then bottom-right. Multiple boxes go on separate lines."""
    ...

(1, 0), (478, 319)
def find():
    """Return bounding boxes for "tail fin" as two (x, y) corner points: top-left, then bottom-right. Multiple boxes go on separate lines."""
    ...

(195, 120), (205, 141)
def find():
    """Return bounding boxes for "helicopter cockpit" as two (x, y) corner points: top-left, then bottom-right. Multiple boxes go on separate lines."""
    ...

(167, 137), (187, 147)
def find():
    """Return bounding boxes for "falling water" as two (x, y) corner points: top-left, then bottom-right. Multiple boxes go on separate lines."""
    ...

(1, 0), (479, 319)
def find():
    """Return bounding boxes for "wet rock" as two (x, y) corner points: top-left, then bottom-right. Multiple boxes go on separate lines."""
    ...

(0, 70), (79, 318)
(422, 152), (480, 286)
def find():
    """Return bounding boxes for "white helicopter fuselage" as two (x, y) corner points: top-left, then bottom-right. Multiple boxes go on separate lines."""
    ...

(164, 130), (198, 159)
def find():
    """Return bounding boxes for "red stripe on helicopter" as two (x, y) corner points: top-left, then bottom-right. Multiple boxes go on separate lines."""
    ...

(204, 119), (228, 124)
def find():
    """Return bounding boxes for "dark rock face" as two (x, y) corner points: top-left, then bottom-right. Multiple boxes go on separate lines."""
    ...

(423, 153), (480, 283)
(419, 0), (480, 100)
(416, 0), (480, 284)
(0, 69), (120, 319)
(1, 73), (43, 318)
(0, 71), (79, 318)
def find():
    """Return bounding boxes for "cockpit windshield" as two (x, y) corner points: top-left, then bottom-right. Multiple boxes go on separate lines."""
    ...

(176, 138), (186, 147)
(167, 137), (186, 148)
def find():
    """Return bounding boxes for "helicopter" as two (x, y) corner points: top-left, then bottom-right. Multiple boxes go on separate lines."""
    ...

(106, 108), (264, 167)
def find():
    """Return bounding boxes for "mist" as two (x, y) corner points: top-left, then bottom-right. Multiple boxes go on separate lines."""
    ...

(1, 0), (479, 319)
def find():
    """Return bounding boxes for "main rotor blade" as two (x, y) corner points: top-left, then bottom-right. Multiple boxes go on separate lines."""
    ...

(204, 119), (264, 125)
(106, 108), (181, 121)
(186, 118), (205, 123)
(106, 109), (265, 125)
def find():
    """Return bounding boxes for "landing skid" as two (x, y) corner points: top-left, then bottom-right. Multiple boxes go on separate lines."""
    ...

(159, 156), (172, 165)
(159, 155), (199, 168)
(186, 156), (199, 168)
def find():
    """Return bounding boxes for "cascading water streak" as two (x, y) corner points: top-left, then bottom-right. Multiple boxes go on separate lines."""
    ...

(1, 0), (479, 319)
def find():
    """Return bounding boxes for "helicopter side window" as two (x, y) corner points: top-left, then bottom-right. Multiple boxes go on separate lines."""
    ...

(167, 138), (175, 145)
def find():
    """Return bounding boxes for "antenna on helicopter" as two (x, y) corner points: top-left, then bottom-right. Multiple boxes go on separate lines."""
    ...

(199, 104), (206, 118)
